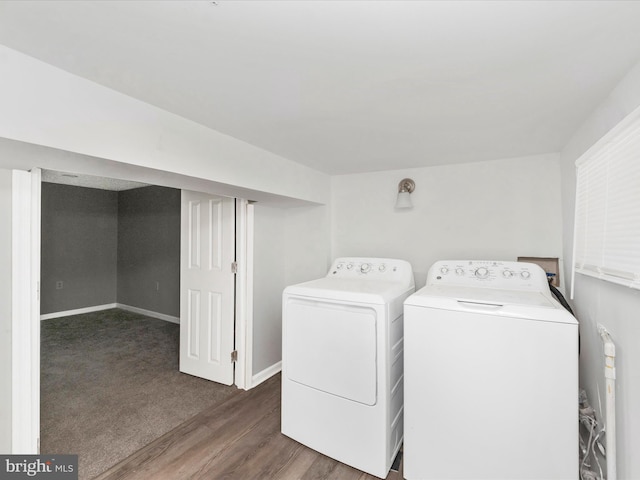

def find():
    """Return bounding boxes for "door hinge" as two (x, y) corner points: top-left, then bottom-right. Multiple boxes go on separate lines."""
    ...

(231, 261), (238, 274)
(231, 350), (238, 362)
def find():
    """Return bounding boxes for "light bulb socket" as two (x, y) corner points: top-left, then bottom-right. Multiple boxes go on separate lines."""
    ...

(397, 178), (415, 194)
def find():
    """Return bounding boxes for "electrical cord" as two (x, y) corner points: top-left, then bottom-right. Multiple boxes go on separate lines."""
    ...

(592, 428), (605, 480)
(547, 277), (580, 354)
(579, 390), (606, 480)
(548, 281), (574, 315)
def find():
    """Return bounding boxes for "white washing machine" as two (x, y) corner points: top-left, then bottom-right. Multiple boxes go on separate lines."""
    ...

(404, 260), (578, 480)
(282, 257), (415, 478)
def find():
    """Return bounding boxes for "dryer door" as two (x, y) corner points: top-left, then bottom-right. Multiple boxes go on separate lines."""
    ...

(284, 297), (378, 406)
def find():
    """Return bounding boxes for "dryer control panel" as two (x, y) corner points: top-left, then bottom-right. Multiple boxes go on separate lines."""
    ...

(328, 257), (413, 283)
(427, 260), (549, 292)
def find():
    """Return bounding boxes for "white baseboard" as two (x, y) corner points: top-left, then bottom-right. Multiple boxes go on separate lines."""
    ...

(40, 303), (118, 320)
(117, 304), (180, 324)
(250, 361), (282, 389)
(40, 303), (180, 324)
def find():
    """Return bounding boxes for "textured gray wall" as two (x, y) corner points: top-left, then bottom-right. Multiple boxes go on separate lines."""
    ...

(117, 186), (181, 317)
(0, 169), (13, 452)
(41, 183), (118, 314)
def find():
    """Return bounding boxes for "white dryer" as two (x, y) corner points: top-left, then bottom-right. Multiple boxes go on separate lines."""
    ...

(282, 257), (414, 478)
(404, 260), (578, 480)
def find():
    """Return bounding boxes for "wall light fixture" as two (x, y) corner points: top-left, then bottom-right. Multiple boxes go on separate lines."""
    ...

(395, 178), (415, 209)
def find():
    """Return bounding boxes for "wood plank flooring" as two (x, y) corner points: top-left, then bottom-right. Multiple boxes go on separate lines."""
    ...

(95, 374), (403, 480)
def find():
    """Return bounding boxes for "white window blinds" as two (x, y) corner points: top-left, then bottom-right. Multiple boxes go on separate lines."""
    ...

(572, 112), (640, 293)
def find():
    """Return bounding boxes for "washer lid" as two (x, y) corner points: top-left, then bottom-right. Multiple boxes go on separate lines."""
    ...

(284, 277), (413, 304)
(405, 285), (578, 324)
(413, 285), (554, 307)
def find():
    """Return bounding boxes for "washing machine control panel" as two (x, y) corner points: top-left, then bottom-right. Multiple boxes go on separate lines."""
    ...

(427, 260), (549, 291)
(329, 257), (413, 283)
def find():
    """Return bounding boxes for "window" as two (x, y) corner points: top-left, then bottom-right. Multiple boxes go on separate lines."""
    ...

(572, 109), (640, 294)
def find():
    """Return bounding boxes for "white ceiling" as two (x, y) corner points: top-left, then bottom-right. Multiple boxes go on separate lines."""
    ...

(2, 1), (640, 175)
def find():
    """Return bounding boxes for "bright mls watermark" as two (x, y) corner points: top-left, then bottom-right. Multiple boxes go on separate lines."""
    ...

(1, 455), (77, 479)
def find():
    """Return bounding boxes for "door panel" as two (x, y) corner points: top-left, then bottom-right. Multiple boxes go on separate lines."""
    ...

(180, 191), (235, 385)
(207, 291), (222, 362)
(284, 297), (378, 405)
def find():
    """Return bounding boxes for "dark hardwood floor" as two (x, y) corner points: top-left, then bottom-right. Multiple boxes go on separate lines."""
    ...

(95, 374), (403, 480)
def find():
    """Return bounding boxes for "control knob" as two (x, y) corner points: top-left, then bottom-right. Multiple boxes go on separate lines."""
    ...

(379, 264), (386, 272)
(502, 270), (513, 278)
(347, 263), (353, 270)
(455, 268), (465, 276)
(440, 267), (449, 275)
(521, 271), (531, 279)
(475, 267), (489, 279)
(360, 263), (371, 273)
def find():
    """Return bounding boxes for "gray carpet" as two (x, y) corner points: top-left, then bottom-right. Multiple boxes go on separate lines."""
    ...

(41, 309), (240, 479)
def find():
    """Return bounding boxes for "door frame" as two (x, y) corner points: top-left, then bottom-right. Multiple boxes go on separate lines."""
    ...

(234, 199), (251, 390)
(11, 168), (40, 453)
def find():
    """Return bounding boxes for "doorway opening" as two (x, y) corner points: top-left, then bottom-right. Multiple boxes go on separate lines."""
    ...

(35, 169), (249, 476)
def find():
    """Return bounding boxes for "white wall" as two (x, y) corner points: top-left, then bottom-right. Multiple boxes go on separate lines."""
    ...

(332, 153), (563, 287)
(0, 169), (13, 452)
(284, 205), (332, 285)
(0, 46), (329, 206)
(559, 60), (640, 479)
(250, 203), (331, 382)
(251, 204), (286, 377)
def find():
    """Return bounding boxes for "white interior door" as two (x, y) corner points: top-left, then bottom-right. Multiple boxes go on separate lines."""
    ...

(180, 190), (235, 385)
